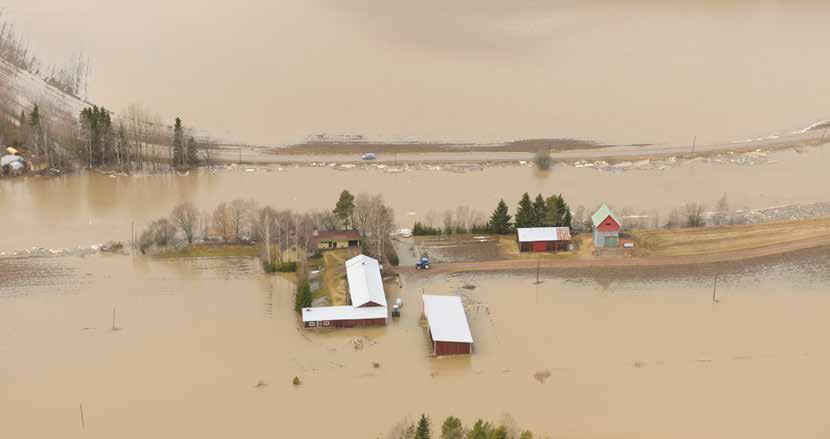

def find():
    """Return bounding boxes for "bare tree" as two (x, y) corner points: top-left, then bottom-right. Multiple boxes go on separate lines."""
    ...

(684, 202), (706, 228)
(212, 202), (231, 241)
(228, 199), (256, 241)
(171, 202), (199, 244)
(714, 193), (731, 226)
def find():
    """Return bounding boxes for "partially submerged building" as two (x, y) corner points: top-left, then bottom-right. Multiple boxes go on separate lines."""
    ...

(302, 254), (387, 328)
(311, 230), (361, 252)
(422, 295), (474, 356)
(592, 204), (622, 248)
(516, 227), (571, 252)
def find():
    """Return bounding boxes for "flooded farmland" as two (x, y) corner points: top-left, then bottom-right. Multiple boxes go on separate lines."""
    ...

(2, 249), (829, 438)
(1, 144), (828, 252)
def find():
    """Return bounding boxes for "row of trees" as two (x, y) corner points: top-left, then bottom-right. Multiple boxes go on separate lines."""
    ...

(486, 193), (573, 235)
(390, 414), (536, 439)
(0, 15), (90, 98)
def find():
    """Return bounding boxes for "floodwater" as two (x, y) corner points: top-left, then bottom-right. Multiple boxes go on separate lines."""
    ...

(1, 145), (828, 251)
(1, 248), (829, 438)
(5, 1), (830, 145)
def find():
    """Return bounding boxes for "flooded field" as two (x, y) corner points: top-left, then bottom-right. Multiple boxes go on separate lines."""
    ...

(2, 145), (828, 252)
(1, 249), (829, 438)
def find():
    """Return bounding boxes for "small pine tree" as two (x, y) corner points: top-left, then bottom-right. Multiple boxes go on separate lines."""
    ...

(415, 414), (431, 439)
(173, 117), (184, 167)
(488, 199), (512, 234)
(515, 193), (533, 229)
(294, 280), (313, 312)
(440, 416), (464, 439)
(187, 136), (199, 166)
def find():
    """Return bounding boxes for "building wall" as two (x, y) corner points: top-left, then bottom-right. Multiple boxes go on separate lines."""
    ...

(593, 229), (620, 248)
(434, 340), (472, 356)
(596, 215), (621, 232)
(304, 318), (386, 328)
(519, 240), (571, 253)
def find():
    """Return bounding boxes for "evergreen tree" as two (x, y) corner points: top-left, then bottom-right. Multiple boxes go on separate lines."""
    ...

(28, 104), (41, 156)
(173, 117), (184, 167)
(415, 414), (431, 439)
(18, 109), (26, 145)
(514, 193), (534, 229)
(187, 136), (199, 166)
(440, 416), (464, 439)
(487, 199), (512, 234)
(532, 194), (546, 226)
(544, 195), (562, 226)
(333, 190), (356, 229)
(294, 280), (312, 312)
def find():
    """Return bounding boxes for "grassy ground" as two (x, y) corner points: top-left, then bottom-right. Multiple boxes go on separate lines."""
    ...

(154, 243), (260, 259)
(318, 249), (353, 305)
(631, 217), (830, 257)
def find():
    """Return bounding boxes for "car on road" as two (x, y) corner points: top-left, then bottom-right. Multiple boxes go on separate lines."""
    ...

(361, 152), (377, 161)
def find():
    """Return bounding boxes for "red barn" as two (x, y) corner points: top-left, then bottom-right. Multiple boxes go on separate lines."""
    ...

(517, 227), (571, 252)
(423, 295), (474, 356)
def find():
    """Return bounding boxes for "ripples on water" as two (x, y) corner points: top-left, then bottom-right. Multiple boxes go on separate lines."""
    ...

(0, 256), (85, 298)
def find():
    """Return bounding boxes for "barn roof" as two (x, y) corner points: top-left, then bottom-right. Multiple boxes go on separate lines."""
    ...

(301, 305), (387, 323)
(591, 204), (622, 227)
(423, 295), (474, 344)
(517, 227), (571, 242)
(346, 254), (387, 307)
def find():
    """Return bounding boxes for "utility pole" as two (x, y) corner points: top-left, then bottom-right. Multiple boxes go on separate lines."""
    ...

(534, 254), (542, 284)
(820, 128), (827, 146)
(265, 212), (271, 266)
(712, 275), (719, 303)
(238, 148), (242, 166)
(691, 135), (697, 156)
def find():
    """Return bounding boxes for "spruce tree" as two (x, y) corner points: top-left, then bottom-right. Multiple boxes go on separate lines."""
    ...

(415, 414), (431, 439)
(515, 193), (533, 229)
(532, 194), (546, 227)
(18, 109), (26, 145)
(187, 136), (199, 166)
(544, 195), (562, 226)
(488, 199), (512, 234)
(173, 117), (184, 167)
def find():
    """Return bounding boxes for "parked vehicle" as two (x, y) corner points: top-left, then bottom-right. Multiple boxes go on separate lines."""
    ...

(415, 256), (430, 270)
(361, 152), (377, 161)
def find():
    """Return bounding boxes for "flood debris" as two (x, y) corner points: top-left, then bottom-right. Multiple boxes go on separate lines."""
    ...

(253, 379), (268, 389)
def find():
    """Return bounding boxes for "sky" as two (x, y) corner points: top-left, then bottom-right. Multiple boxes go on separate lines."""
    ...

(4, 0), (830, 145)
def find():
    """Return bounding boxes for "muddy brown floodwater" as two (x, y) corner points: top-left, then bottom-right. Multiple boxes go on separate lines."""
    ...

(1, 145), (828, 252)
(1, 250), (829, 438)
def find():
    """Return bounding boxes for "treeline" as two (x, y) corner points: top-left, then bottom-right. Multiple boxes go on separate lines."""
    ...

(138, 190), (397, 266)
(0, 14), (89, 98)
(388, 414), (539, 439)
(412, 193), (573, 236)
(3, 99), (203, 172)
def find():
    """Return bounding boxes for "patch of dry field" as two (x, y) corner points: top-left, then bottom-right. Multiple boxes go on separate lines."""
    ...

(631, 217), (830, 257)
(320, 249), (352, 305)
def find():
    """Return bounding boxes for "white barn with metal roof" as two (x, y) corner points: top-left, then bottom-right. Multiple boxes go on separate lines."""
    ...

(422, 295), (474, 356)
(346, 254), (387, 308)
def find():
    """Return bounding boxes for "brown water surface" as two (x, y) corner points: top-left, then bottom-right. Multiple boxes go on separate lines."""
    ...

(1, 145), (828, 251)
(1, 253), (828, 438)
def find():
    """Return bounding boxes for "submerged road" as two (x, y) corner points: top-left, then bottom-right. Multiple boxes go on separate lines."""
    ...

(212, 130), (827, 165)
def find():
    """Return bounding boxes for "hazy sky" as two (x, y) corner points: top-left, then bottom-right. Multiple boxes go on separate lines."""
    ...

(5, 1), (830, 145)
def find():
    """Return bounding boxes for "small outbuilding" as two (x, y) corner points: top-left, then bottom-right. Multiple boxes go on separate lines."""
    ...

(592, 204), (622, 248)
(422, 295), (474, 356)
(517, 227), (571, 252)
(311, 230), (361, 251)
